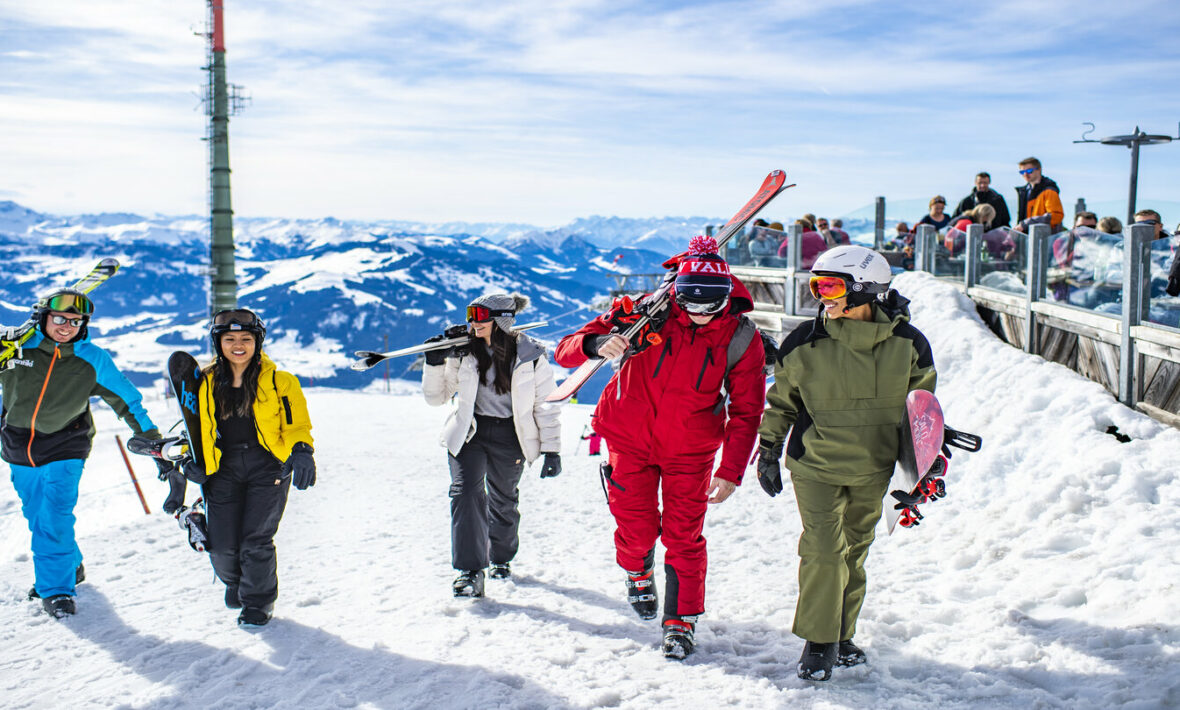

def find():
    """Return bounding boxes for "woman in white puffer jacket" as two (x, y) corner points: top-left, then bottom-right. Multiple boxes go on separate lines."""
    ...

(421, 293), (562, 598)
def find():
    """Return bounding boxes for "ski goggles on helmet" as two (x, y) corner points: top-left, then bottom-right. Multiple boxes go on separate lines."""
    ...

(674, 292), (729, 315)
(211, 309), (265, 338)
(49, 314), (86, 327)
(466, 305), (514, 323)
(44, 292), (93, 315)
(809, 275), (852, 300)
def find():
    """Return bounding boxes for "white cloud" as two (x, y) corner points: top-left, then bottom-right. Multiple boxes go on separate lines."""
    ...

(1, 0), (1177, 223)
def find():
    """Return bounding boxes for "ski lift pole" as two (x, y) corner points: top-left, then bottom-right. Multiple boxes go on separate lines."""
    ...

(115, 435), (151, 515)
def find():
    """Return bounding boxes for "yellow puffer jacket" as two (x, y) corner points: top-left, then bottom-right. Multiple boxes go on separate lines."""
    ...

(198, 354), (314, 474)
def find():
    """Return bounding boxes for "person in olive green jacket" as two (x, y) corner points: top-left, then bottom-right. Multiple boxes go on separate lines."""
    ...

(755, 246), (936, 682)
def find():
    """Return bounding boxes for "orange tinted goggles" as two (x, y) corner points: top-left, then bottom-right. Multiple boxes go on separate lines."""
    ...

(809, 275), (849, 300)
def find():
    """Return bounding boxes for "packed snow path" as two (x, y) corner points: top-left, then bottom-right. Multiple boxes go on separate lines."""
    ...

(1, 272), (1177, 709)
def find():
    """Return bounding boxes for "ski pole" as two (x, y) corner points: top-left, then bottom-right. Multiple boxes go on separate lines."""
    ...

(115, 434), (151, 515)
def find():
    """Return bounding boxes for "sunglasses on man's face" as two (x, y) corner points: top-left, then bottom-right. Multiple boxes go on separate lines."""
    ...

(1018, 168), (1036, 176)
(50, 315), (86, 327)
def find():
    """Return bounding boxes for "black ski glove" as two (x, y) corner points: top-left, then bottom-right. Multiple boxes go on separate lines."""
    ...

(423, 334), (450, 366)
(154, 457), (177, 480)
(1168, 274), (1180, 298)
(444, 324), (472, 358)
(756, 439), (784, 497)
(162, 468), (187, 515)
(582, 334), (614, 358)
(284, 442), (316, 490)
(423, 325), (471, 365)
(179, 456), (209, 484)
(539, 452), (562, 478)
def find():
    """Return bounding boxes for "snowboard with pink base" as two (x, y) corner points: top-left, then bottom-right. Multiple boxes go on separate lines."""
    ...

(886, 389), (981, 534)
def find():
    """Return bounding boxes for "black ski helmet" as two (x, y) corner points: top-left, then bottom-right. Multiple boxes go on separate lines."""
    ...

(35, 288), (94, 343)
(210, 308), (266, 358)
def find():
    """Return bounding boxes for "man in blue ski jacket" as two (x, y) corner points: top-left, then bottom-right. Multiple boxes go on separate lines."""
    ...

(0, 289), (163, 618)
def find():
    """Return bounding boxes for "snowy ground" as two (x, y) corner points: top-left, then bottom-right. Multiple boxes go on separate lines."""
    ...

(1, 271), (1178, 709)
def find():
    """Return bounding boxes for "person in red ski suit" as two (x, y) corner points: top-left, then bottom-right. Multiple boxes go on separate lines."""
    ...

(580, 428), (603, 456)
(554, 236), (765, 659)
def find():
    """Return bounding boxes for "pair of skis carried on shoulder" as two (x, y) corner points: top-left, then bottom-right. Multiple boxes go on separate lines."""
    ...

(544, 169), (794, 402)
(344, 171), (791, 393)
(349, 321), (548, 371)
(0, 258), (121, 368)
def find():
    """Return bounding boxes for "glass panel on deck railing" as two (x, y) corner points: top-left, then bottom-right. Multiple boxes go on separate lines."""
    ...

(977, 228), (1026, 294)
(1045, 227), (1124, 313)
(795, 275), (820, 315)
(931, 230), (962, 279)
(746, 227), (787, 268)
(1146, 234), (1180, 329)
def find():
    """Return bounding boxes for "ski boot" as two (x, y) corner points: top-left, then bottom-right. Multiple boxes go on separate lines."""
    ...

(453, 570), (485, 598)
(238, 605), (272, 627)
(797, 641), (836, 681)
(489, 563), (511, 580)
(661, 615), (697, 660)
(837, 639), (866, 667)
(625, 569), (658, 620)
(42, 595), (76, 619)
(28, 563), (85, 601)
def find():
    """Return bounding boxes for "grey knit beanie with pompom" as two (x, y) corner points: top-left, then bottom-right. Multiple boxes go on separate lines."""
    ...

(470, 292), (529, 333)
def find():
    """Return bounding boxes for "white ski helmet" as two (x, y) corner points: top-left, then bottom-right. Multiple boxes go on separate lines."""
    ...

(810, 245), (892, 306)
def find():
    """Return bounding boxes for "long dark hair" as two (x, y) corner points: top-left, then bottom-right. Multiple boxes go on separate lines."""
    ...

(471, 325), (517, 395)
(202, 335), (264, 419)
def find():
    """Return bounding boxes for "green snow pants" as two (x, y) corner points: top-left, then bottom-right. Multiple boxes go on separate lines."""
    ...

(790, 473), (889, 643)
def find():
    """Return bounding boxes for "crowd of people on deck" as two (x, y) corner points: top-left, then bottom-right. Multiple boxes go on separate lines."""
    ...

(730, 156), (1180, 312)
(735, 214), (852, 269)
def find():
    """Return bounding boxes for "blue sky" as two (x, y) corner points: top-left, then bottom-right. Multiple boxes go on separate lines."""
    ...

(1, 0), (1178, 226)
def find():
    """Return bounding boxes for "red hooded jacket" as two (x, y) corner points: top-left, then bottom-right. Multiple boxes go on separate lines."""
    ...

(554, 278), (766, 484)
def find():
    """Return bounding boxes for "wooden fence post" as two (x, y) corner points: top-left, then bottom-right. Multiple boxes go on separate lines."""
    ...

(784, 223), (802, 316)
(1119, 224), (1152, 405)
(874, 197), (886, 251)
(915, 224), (933, 273)
(965, 224), (983, 289)
(1025, 224), (1050, 354)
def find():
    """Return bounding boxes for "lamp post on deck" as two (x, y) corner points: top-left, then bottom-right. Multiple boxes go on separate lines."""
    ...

(1074, 123), (1177, 226)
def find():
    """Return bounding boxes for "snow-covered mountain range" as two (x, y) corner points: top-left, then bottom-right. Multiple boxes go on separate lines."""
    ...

(0, 201), (711, 396)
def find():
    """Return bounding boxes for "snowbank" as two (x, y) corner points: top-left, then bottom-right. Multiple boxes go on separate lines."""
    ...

(0, 272), (1177, 709)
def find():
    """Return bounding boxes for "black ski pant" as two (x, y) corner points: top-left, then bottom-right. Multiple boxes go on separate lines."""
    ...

(448, 415), (525, 572)
(203, 443), (290, 610)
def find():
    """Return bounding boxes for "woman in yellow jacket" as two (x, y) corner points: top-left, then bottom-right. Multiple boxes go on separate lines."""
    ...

(181, 308), (315, 627)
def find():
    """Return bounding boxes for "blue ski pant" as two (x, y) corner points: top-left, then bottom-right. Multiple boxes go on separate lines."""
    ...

(10, 458), (85, 598)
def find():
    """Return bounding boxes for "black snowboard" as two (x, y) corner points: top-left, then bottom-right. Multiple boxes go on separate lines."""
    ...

(168, 351), (206, 469)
